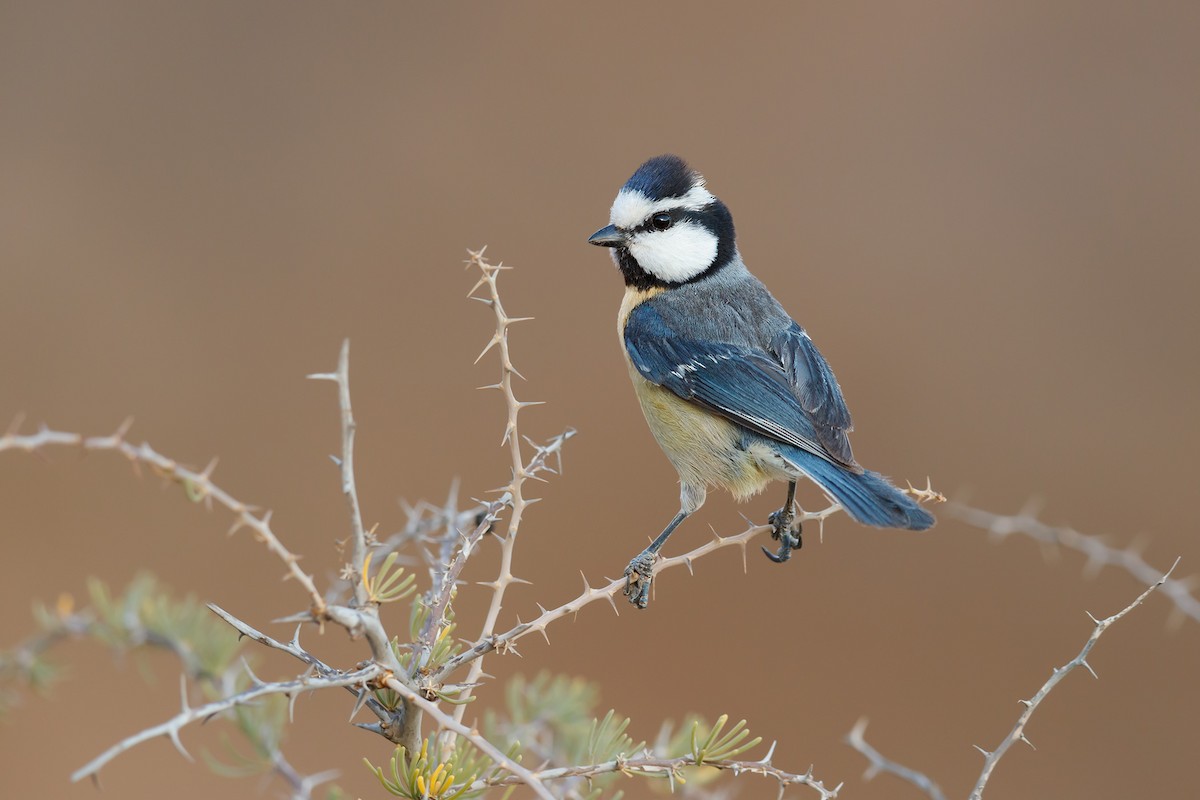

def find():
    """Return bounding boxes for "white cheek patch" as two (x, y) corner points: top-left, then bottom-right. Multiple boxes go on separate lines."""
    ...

(609, 185), (716, 230)
(628, 221), (718, 283)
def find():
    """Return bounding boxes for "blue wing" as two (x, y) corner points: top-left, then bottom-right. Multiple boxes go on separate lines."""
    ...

(625, 303), (860, 470)
(770, 321), (856, 467)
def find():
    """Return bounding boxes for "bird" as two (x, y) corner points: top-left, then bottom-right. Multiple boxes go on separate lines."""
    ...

(588, 154), (935, 609)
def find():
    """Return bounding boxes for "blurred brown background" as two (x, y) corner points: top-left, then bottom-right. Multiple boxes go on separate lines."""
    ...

(2, 2), (1198, 798)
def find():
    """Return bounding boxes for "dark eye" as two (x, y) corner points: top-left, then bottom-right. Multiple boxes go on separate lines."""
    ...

(650, 212), (673, 231)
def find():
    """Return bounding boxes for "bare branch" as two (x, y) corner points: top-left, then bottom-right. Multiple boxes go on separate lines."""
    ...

(414, 429), (573, 679)
(450, 248), (543, 734)
(948, 502), (1199, 625)
(845, 718), (945, 800)
(435, 502), (845, 683)
(968, 558), (1180, 800)
(307, 339), (369, 605)
(307, 342), (426, 751)
(476, 750), (842, 799)
(207, 604), (397, 728)
(71, 664), (380, 783)
(1, 421), (326, 615)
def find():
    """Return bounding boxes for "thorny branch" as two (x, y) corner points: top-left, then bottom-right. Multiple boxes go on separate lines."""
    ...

(844, 560), (1180, 800)
(71, 663), (380, 784)
(307, 340), (369, 605)
(434, 502), (847, 683)
(949, 501), (1199, 626)
(0, 418), (326, 615)
(211, 604), (556, 800)
(308, 341), (422, 751)
(477, 748), (842, 799)
(449, 248), (540, 735)
(967, 558), (1179, 799)
(413, 429), (574, 680)
(7, 246), (1178, 800)
(205, 605), (396, 732)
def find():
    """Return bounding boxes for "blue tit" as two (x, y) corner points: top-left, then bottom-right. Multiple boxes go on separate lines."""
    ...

(589, 154), (935, 609)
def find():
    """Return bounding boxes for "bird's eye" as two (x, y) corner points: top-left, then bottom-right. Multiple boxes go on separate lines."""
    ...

(650, 212), (673, 231)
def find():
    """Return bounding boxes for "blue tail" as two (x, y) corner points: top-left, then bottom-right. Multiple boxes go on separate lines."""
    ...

(778, 446), (935, 531)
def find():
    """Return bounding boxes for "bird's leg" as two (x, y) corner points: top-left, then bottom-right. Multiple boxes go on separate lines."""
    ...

(624, 509), (690, 609)
(763, 480), (802, 563)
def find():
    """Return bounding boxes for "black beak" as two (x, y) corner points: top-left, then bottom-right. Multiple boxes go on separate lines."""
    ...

(588, 224), (628, 248)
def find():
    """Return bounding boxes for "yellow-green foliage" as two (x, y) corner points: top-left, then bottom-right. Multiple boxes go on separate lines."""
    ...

(365, 735), (520, 799)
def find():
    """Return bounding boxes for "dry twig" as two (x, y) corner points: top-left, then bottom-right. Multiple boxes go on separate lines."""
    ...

(845, 559), (1180, 800)
(845, 718), (945, 800)
(0, 419), (325, 614)
(949, 501), (1198, 626)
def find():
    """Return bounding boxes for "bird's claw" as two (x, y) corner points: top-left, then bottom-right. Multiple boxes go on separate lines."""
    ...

(763, 506), (802, 563)
(760, 536), (800, 563)
(623, 550), (658, 609)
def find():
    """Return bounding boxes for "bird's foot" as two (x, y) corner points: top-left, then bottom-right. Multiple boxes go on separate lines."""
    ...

(762, 506), (802, 563)
(623, 550), (658, 609)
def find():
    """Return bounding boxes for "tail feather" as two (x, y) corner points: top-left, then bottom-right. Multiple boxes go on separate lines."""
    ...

(779, 446), (935, 531)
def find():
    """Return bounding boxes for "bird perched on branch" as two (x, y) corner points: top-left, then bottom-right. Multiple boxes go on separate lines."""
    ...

(589, 155), (934, 609)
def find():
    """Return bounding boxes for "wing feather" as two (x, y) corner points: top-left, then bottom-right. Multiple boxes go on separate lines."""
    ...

(625, 305), (860, 470)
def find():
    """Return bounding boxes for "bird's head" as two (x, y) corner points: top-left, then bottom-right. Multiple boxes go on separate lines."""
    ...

(589, 155), (736, 290)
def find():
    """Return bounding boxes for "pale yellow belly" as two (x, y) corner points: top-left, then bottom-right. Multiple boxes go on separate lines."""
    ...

(617, 285), (789, 501)
(627, 361), (781, 501)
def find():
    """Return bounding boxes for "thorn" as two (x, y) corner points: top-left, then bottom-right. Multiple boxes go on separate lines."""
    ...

(288, 691), (300, 723)
(1125, 534), (1150, 558)
(1166, 606), (1186, 632)
(973, 745), (991, 758)
(4, 412), (26, 437)
(113, 416), (135, 440)
(241, 657), (266, 687)
(847, 718), (868, 741)
(1017, 495), (1045, 520)
(1081, 659), (1098, 679)
(604, 590), (620, 616)
(306, 372), (337, 382)
(1019, 733), (1036, 750)
(475, 334), (502, 364)
(168, 727), (194, 762)
(1086, 610), (1101, 625)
